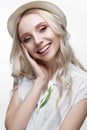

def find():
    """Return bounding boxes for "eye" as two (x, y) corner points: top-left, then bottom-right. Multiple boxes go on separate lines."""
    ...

(40, 26), (47, 32)
(22, 36), (31, 43)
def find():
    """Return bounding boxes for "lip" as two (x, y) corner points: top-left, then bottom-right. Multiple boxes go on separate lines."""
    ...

(37, 43), (51, 55)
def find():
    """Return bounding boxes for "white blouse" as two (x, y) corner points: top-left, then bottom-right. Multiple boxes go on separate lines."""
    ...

(15, 63), (87, 130)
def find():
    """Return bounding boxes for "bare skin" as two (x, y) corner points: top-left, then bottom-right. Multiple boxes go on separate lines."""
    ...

(5, 13), (87, 130)
(5, 48), (51, 130)
(5, 48), (87, 130)
(5, 42), (59, 130)
(5, 14), (59, 130)
(59, 99), (87, 130)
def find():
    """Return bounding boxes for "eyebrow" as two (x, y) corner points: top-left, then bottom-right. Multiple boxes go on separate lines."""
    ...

(35, 22), (48, 29)
(20, 22), (48, 40)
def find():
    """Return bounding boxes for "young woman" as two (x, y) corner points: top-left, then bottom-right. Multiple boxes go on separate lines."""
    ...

(5, 1), (87, 130)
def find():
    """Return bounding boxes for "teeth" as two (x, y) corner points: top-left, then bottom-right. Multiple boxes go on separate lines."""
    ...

(38, 45), (50, 53)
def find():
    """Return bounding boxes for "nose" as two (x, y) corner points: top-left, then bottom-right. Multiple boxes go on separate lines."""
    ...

(34, 33), (43, 45)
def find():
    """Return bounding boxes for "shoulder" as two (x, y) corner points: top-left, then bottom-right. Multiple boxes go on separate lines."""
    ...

(68, 63), (87, 105)
(14, 76), (34, 87)
(69, 63), (87, 81)
(69, 63), (87, 88)
(14, 76), (34, 102)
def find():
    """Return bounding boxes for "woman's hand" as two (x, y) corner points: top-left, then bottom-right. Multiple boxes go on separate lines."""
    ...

(21, 44), (49, 88)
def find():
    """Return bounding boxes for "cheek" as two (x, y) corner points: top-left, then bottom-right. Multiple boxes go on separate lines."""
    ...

(45, 28), (55, 38)
(55, 37), (60, 51)
(25, 44), (35, 57)
(23, 44), (33, 51)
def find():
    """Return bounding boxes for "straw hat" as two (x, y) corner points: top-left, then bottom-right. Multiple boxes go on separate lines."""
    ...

(7, 0), (67, 38)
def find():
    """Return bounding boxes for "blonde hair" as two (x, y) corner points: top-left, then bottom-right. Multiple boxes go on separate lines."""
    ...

(10, 9), (86, 98)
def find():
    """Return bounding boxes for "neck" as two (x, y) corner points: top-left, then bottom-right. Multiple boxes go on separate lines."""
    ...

(43, 60), (58, 92)
(42, 59), (58, 80)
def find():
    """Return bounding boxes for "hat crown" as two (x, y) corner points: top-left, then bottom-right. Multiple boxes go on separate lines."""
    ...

(7, 1), (67, 38)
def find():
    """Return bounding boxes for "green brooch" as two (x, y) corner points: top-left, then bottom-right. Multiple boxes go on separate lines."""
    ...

(40, 86), (53, 108)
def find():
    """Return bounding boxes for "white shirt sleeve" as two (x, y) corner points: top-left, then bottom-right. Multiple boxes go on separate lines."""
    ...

(72, 78), (87, 105)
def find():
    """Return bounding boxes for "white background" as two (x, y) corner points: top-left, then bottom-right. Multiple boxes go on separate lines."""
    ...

(0, 0), (87, 129)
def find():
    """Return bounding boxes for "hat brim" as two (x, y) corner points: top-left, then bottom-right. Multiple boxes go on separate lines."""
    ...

(7, 1), (66, 38)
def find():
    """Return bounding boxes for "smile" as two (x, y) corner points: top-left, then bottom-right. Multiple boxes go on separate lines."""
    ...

(37, 43), (51, 54)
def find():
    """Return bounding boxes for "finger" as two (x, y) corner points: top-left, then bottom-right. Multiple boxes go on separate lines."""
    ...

(21, 44), (31, 61)
(21, 44), (44, 77)
(21, 44), (39, 67)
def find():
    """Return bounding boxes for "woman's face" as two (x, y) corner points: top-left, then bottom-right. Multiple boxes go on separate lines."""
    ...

(18, 13), (60, 62)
